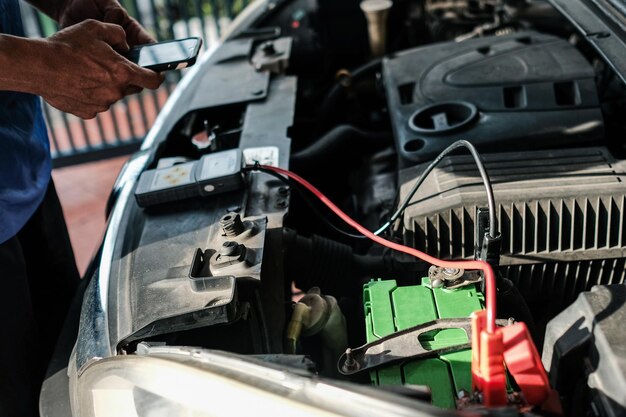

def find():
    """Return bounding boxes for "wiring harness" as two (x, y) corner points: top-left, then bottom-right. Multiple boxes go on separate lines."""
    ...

(375, 140), (497, 238)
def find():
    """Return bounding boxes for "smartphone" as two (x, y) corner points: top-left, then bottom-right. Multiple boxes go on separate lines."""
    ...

(126, 37), (202, 72)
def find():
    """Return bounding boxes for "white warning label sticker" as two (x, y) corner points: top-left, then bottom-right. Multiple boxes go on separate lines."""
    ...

(243, 146), (280, 167)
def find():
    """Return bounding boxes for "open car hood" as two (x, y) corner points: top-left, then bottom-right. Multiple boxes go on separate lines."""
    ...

(549, 0), (626, 83)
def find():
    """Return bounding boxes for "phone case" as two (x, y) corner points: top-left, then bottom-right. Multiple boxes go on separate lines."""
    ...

(127, 37), (203, 72)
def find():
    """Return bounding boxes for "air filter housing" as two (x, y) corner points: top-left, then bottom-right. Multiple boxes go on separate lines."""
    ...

(399, 147), (626, 318)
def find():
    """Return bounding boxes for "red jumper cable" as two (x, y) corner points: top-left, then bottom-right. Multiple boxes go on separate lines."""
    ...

(251, 164), (551, 407)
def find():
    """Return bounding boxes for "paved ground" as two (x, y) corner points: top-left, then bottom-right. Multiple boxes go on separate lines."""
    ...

(53, 156), (129, 275)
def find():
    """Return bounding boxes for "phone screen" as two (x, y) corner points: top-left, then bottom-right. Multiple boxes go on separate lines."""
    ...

(133, 38), (200, 68)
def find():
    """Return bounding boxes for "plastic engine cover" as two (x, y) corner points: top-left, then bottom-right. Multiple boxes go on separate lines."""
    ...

(364, 278), (483, 408)
(383, 31), (603, 166)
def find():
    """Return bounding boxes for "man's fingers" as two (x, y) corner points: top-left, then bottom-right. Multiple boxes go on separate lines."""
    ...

(45, 96), (104, 120)
(91, 20), (129, 52)
(125, 63), (164, 90)
(124, 20), (156, 46)
(103, 6), (155, 47)
(42, 15), (163, 120)
(102, 7), (127, 26)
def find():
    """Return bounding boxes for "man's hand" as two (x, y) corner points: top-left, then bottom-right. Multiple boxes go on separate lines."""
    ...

(58, 0), (154, 47)
(27, 20), (162, 119)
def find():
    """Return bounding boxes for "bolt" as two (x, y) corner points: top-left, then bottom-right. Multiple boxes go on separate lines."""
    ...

(342, 348), (360, 373)
(443, 267), (460, 277)
(276, 199), (287, 209)
(220, 241), (240, 256)
(431, 278), (444, 288)
(261, 41), (276, 55)
(220, 212), (245, 237)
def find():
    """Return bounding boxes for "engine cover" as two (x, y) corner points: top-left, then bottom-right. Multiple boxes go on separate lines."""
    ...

(383, 31), (603, 166)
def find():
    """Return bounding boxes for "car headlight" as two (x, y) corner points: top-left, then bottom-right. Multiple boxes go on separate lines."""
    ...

(70, 346), (440, 417)
(73, 354), (333, 417)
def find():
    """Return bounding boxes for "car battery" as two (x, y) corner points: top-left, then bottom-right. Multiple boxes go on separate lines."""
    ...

(363, 278), (483, 408)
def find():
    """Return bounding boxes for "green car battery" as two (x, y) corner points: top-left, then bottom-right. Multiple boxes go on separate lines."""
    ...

(363, 278), (484, 409)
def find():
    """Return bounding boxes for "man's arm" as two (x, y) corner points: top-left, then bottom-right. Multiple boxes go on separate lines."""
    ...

(0, 20), (162, 119)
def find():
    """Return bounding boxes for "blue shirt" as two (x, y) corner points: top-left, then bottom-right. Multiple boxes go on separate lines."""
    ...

(0, 0), (52, 243)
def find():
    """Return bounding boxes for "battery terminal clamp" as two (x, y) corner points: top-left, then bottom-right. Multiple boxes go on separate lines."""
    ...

(471, 310), (553, 408)
(428, 266), (482, 290)
(338, 316), (512, 377)
(338, 318), (473, 375)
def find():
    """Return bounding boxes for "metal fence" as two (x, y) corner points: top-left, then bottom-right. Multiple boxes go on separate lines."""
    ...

(19, 0), (251, 167)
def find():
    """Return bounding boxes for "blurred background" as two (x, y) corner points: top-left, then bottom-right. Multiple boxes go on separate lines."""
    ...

(18, 0), (253, 273)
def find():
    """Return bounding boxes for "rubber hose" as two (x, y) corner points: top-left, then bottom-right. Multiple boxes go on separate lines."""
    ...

(318, 58), (382, 126)
(291, 124), (391, 165)
(283, 229), (427, 297)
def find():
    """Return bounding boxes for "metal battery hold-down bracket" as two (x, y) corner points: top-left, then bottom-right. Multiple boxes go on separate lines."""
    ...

(337, 318), (472, 375)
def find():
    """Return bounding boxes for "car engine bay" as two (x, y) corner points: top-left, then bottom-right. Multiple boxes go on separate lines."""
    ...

(60, 1), (626, 416)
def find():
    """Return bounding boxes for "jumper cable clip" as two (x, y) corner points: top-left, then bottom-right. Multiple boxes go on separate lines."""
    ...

(471, 310), (554, 408)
